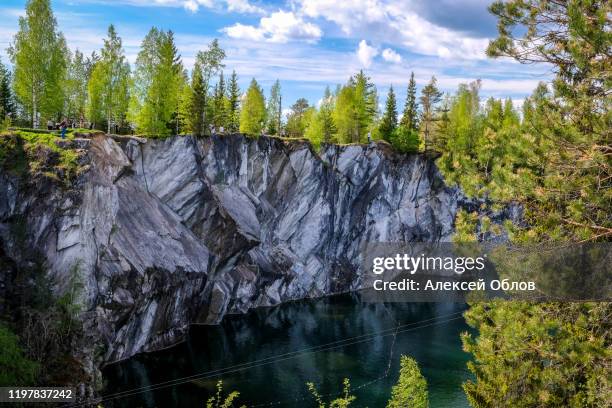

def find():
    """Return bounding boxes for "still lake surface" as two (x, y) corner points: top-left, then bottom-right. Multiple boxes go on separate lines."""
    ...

(103, 294), (472, 407)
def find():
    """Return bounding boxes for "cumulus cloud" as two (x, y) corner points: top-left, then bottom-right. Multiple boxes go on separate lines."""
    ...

(223, 10), (322, 43)
(301, 0), (386, 35)
(357, 40), (378, 68)
(298, 0), (489, 60)
(382, 48), (401, 63)
(223, 23), (265, 41)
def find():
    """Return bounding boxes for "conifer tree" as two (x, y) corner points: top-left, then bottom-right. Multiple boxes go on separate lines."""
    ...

(212, 72), (227, 129)
(305, 86), (336, 147)
(266, 80), (282, 135)
(387, 356), (428, 408)
(8, 0), (67, 128)
(419, 76), (442, 150)
(333, 71), (377, 143)
(239, 78), (266, 135)
(285, 98), (310, 137)
(450, 2), (612, 406)
(0, 61), (15, 119)
(188, 39), (225, 136)
(354, 70), (378, 142)
(226, 70), (240, 133)
(379, 85), (397, 142)
(400, 72), (418, 131)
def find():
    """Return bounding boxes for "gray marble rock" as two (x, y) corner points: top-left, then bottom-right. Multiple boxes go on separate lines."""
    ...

(1, 134), (509, 366)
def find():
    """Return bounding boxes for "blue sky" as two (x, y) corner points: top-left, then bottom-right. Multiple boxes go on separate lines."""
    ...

(0, 0), (552, 112)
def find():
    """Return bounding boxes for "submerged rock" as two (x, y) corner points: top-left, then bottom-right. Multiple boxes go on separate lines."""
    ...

(1, 134), (471, 365)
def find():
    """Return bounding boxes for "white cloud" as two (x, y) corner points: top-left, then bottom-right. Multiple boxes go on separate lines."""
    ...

(357, 40), (378, 68)
(226, 0), (264, 14)
(223, 23), (265, 41)
(223, 10), (322, 43)
(381, 48), (401, 63)
(183, 0), (199, 12)
(299, 0), (489, 60)
(77, 0), (261, 14)
(300, 0), (386, 35)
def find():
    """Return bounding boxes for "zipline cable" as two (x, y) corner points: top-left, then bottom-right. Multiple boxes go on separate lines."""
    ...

(69, 310), (465, 407)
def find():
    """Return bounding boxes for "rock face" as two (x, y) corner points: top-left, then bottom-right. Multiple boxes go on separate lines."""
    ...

(0, 134), (466, 364)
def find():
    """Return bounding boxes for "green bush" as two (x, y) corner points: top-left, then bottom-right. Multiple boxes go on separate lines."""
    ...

(390, 126), (421, 153)
(0, 324), (39, 386)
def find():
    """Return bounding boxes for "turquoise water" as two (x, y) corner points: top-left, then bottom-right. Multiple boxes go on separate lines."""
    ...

(103, 294), (472, 407)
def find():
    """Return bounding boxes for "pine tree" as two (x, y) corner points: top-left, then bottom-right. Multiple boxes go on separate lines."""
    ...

(419, 76), (442, 150)
(354, 70), (377, 142)
(285, 98), (310, 137)
(188, 61), (206, 136)
(226, 70), (240, 133)
(379, 85), (397, 142)
(187, 39), (225, 136)
(0, 61), (15, 119)
(266, 80), (281, 135)
(333, 72), (377, 144)
(304, 86), (336, 147)
(239, 79), (266, 135)
(8, 0), (67, 128)
(333, 84), (358, 144)
(88, 25), (130, 133)
(446, 2), (612, 406)
(318, 86), (336, 142)
(387, 356), (428, 408)
(400, 72), (418, 131)
(212, 71), (227, 129)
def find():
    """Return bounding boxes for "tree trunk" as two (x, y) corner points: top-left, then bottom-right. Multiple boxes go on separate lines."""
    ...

(32, 90), (37, 129)
(107, 109), (111, 134)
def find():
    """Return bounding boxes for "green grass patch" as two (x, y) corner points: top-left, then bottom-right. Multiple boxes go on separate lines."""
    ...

(0, 130), (82, 186)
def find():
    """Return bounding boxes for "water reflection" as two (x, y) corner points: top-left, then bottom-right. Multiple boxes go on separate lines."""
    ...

(104, 294), (472, 407)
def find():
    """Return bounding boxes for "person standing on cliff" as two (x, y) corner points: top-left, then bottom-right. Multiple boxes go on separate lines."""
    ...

(59, 117), (68, 139)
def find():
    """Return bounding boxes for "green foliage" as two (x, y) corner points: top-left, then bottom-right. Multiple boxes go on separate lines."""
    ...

(226, 70), (240, 133)
(305, 86), (336, 148)
(307, 378), (356, 408)
(442, 3), (612, 408)
(211, 72), (228, 130)
(8, 0), (67, 128)
(239, 78), (266, 135)
(0, 130), (80, 185)
(266, 79), (282, 135)
(130, 28), (184, 137)
(0, 324), (39, 386)
(65, 50), (89, 125)
(462, 302), (611, 407)
(379, 85), (398, 142)
(88, 25), (130, 133)
(387, 355), (429, 408)
(206, 381), (245, 408)
(0, 60), (15, 118)
(187, 39), (226, 136)
(390, 125), (420, 153)
(285, 98), (311, 137)
(419, 76), (442, 150)
(400, 72), (418, 132)
(188, 58), (207, 136)
(332, 71), (377, 144)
